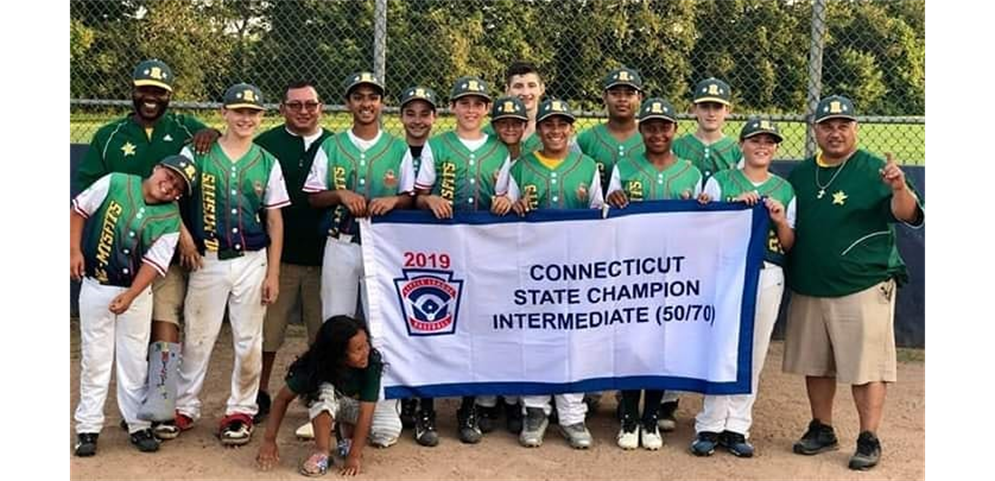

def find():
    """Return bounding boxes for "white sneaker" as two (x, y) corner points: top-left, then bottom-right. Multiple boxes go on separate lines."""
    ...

(296, 422), (315, 440)
(641, 424), (663, 450)
(616, 426), (639, 450)
(560, 422), (593, 449)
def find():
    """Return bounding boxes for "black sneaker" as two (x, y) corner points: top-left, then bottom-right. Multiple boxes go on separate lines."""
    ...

(414, 409), (439, 447)
(130, 428), (161, 453)
(400, 399), (418, 430)
(848, 431), (881, 470)
(478, 404), (500, 433)
(721, 430), (755, 458)
(658, 400), (678, 432)
(690, 431), (720, 457)
(254, 390), (271, 424)
(74, 432), (99, 457)
(505, 402), (524, 434)
(456, 404), (483, 444)
(793, 419), (839, 455)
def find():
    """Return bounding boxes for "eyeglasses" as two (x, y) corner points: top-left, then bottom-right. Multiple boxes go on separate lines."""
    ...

(284, 101), (321, 112)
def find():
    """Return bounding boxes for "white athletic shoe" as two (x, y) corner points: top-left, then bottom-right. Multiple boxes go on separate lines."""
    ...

(616, 426), (639, 450)
(641, 424), (663, 450)
(296, 422), (315, 440)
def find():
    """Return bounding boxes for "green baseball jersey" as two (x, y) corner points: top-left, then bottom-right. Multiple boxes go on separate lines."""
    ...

(521, 133), (542, 155)
(607, 155), (703, 201)
(254, 125), (333, 266)
(415, 131), (511, 212)
(72, 173), (181, 287)
(507, 151), (604, 210)
(671, 133), (742, 181)
(576, 124), (645, 190)
(706, 169), (796, 266)
(183, 144), (291, 258)
(787, 149), (924, 297)
(76, 113), (209, 192)
(304, 131), (414, 239)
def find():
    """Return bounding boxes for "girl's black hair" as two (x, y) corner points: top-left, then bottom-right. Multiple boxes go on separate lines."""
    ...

(291, 315), (382, 389)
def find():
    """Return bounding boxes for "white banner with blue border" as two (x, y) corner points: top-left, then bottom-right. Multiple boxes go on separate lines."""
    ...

(361, 200), (768, 399)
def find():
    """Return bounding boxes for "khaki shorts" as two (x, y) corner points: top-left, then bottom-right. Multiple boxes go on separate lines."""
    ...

(151, 264), (188, 325)
(262, 263), (323, 352)
(783, 280), (897, 384)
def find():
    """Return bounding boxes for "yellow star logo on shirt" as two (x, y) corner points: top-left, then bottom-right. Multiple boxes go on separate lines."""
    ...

(121, 142), (137, 156)
(832, 190), (848, 205)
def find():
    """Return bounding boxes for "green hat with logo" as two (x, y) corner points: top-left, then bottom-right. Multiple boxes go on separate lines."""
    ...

(344, 71), (385, 98)
(740, 117), (784, 143)
(814, 94), (857, 123)
(399, 86), (438, 110)
(638, 97), (677, 123)
(491, 96), (528, 121)
(450, 76), (491, 102)
(157, 154), (198, 195)
(132, 59), (174, 92)
(223, 83), (265, 110)
(693, 77), (732, 105)
(603, 67), (643, 91)
(536, 98), (576, 124)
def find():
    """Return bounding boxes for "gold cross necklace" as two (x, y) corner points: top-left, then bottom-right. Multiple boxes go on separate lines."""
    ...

(815, 152), (851, 199)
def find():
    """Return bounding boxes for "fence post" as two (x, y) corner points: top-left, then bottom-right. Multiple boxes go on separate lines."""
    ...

(373, 0), (388, 85)
(804, 0), (828, 159)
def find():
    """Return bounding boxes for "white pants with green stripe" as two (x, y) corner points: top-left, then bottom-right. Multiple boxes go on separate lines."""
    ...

(695, 263), (784, 437)
(74, 278), (153, 434)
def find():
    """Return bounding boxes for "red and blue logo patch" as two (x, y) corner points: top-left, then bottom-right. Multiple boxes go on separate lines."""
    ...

(394, 269), (463, 336)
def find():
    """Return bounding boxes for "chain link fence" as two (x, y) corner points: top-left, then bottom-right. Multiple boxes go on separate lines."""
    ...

(70, 0), (925, 164)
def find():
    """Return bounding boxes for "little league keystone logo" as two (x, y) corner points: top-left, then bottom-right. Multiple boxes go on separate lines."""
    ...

(394, 269), (463, 336)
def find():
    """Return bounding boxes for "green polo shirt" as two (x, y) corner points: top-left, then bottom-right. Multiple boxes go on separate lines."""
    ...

(285, 353), (383, 402)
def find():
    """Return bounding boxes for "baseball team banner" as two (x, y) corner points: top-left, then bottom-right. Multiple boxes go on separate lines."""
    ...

(361, 201), (768, 399)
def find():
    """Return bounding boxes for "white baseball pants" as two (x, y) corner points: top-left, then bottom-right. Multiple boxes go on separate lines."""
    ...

(523, 393), (588, 426)
(320, 237), (368, 321)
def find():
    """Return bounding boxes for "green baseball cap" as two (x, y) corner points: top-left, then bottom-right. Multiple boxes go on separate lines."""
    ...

(491, 96), (528, 121)
(399, 86), (438, 110)
(132, 59), (174, 92)
(450, 76), (491, 102)
(638, 97), (677, 123)
(693, 77), (732, 105)
(344, 71), (385, 98)
(814, 94), (857, 123)
(603, 67), (643, 91)
(223, 83), (265, 110)
(740, 117), (784, 143)
(158, 154), (198, 195)
(536, 98), (576, 124)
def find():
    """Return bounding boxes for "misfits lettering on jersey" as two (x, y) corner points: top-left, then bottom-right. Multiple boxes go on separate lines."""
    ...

(440, 161), (457, 202)
(626, 180), (644, 201)
(94, 200), (123, 283)
(201, 172), (219, 251)
(394, 269), (464, 337)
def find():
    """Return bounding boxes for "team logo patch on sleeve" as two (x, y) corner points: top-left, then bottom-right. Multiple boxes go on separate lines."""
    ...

(394, 269), (464, 336)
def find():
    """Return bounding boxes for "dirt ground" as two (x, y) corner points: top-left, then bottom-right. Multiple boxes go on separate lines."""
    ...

(69, 320), (924, 480)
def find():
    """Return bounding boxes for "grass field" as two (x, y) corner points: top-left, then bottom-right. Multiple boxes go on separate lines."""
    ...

(69, 110), (925, 165)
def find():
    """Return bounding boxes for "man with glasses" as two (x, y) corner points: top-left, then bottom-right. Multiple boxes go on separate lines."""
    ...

(253, 81), (334, 422)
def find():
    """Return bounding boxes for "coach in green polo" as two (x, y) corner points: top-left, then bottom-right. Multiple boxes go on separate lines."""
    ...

(783, 95), (923, 471)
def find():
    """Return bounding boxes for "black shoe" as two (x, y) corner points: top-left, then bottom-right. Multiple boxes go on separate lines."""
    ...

(400, 399), (418, 430)
(657, 400), (678, 432)
(720, 430), (755, 458)
(119, 419), (128, 431)
(254, 390), (271, 424)
(848, 431), (881, 470)
(793, 419), (840, 455)
(456, 404), (483, 444)
(505, 402), (524, 434)
(130, 428), (161, 453)
(414, 409), (439, 447)
(478, 404), (500, 434)
(690, 431), (720, 457)
(74, 432), (99, 457)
